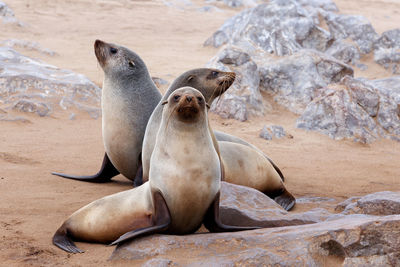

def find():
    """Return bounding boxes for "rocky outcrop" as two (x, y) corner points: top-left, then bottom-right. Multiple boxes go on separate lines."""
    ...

(110, 183), (400, 265)
(205, 0), (400, 143)
(296, 76), (400, 143)
(112, 213), (400, 265)
(0, 47), (101, 119)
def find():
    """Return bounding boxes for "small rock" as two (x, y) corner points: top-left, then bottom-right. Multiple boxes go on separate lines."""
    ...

(259, 126), (272, 140)
(12, 99), (51, 117)
(260, 125), (286, 140)
(197, 5), (221, 12)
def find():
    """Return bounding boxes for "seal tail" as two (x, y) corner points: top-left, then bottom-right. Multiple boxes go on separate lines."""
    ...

(53, 224), (84, 254)
(265, 187), (296, 211)
(52, 153), (119, 183)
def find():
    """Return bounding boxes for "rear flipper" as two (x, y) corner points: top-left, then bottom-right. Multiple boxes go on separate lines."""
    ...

(52, 153), (120, 183)
(265, 187), (296, 211)
(53, 224), (84, 254)
(110, 190), (171, 246)
(203, 191), (261, 233)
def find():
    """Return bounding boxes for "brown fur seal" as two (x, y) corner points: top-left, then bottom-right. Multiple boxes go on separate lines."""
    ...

(52, 87), (259, 253)
(219, 141), (295, 210)
(140, 68), (236, 185)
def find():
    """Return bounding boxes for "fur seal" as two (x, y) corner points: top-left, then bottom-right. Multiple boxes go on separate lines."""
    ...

(52, 40), (162, 182)
(214, 131), (285, 181)
(219, 141), (295, 210)
(53, 87), (259, 253)
(141, 68), (236, 185)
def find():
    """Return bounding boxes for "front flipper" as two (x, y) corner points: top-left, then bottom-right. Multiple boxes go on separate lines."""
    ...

(110, 190), (171, 246)
(203, 191), (261, 233)
(52, 153), (120, 183)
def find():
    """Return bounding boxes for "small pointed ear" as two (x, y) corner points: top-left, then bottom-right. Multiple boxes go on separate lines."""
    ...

(161, 100), (168, 105)
(206, 103), (210, 109)
(187, 75), (195, 82)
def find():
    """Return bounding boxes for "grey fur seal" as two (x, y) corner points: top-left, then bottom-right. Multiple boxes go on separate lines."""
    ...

(52, 87), (259, 253)
(52, 40), (162, 182)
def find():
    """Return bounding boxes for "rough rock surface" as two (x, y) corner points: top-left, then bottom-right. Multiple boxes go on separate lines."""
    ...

(374, 29), (400, 74)
(111, 214), (400, 266)
(0, 1), (21, 25)
(336, 191), (400, 216)
(0, 39), (57, 56)
(0, 47), (101, 119)
(220, 182), (330, 227)
(296, 76), (400, 143)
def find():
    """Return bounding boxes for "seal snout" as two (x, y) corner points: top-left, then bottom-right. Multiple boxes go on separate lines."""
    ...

(94, 39), (109, 68)
(218, 72), (236, 92)
(169, 88), (205, 122)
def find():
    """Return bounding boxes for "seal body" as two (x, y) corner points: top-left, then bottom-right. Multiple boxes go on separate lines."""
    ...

(52, 40), (162, 182)
(149, 87), (221, 234)
(142, 69), (235, 183)
(98, 40), (161, 180)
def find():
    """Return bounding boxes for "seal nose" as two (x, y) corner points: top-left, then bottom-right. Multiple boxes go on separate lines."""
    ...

(186, 96), (193, 103)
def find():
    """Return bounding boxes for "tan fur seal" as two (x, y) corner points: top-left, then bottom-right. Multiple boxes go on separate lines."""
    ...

(53, 87), (259, 253)
(140, 68), (236, 185)
(219, 141), (295, 210)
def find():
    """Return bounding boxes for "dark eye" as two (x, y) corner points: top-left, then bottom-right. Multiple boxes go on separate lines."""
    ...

(129, 61), (135, 68)
(211, 71), (218, 77)
(110, 47), (117, 54)
(174, 95), (181, 101)
(197, 97), (203, 102)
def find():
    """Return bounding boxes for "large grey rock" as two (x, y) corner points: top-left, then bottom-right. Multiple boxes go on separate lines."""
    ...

(259, 50), (353, 114)
(0, 47), (101, 119)
(374, 29), (400, 73)
(220, 182), (330, 227)
(296, 84), (380, 143)
(205, 1), (332, 56)
(324, 12), (378, 54)
(337, 191), (400, 216)
(111, 215), (400, 266)
(325, 40), (360, 65)
(296, 76), (400, 143)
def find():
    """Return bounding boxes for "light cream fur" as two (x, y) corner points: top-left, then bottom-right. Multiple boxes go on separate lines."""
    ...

(149, 87), (220, 234)
(219, 141), (283, 193)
